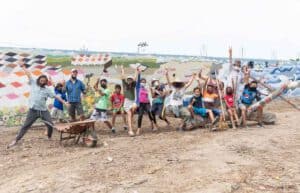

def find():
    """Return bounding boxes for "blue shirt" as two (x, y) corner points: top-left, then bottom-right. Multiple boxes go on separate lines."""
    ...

(28, 78), (55, 111)
(66, 79), (86, 103)
(240, 84), (261, 105)
(53, 88), (67, 110)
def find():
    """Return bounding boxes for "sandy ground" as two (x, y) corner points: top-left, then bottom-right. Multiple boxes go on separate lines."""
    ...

(0, 99), (300, 193)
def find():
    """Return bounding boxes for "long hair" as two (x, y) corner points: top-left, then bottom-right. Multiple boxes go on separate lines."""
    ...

(36, 75), (48, 86)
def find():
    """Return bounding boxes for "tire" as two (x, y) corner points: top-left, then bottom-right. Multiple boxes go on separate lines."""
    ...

(83, 130), (98, 148)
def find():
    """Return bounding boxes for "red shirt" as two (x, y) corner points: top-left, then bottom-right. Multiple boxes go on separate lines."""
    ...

(224, 94), (235, 108)
(110, 93), (125, 109)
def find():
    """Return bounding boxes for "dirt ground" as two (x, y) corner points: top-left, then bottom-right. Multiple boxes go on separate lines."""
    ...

(0, 99), (300, 193)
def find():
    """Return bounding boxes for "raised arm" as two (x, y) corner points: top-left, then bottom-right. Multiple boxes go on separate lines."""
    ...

(196, 72), (202, 88)
(93, 78), (106, 96)
(20, 63), (32, 81)
(202, 76), (209, 95)
(120, 65), (125, 80)
(184, 73), (196, 89)
(229, 46), (233, 69)
(165, 68), (171, 87)
(231, 78), (235, 94)
(133, 67), (139, 81)
(198, 69), (208, 81)
(243, 66), (250, 84)
(93, 78), (100, 91)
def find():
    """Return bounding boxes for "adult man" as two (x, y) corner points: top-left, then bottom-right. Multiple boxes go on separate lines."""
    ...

(65, 69), (86, 121)
(7, 64), (68, 148)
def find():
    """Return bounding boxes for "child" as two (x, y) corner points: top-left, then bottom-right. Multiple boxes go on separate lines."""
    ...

(150, 79), (170, 127)
(51, 82), (67, 123)
(239, 80), (263, 127)
(224, 86), (239, 129)
(110, 84), (127, 132)
(202, 83), (222, 118)
(90, 78), (114, 132)
(188, 87), (218, 127)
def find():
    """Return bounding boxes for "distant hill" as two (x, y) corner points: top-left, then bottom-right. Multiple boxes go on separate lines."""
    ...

(0, 46), (280, 64)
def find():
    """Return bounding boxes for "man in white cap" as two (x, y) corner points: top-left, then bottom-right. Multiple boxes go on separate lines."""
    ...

(65, 68), (86, 121)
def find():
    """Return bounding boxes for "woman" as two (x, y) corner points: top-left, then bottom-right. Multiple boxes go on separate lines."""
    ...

(135, 74), (157, 135)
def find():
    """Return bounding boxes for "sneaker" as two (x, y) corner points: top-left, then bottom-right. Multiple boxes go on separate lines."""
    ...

(7, 140), (18, 149)
(211, 127), (217, 131)
(257, 122), (264, 128)
(111, 127), (116, 133)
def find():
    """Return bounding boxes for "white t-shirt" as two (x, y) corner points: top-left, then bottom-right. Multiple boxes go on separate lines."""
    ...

(227, 70), (244, 99)
(166, 87), (186, 106)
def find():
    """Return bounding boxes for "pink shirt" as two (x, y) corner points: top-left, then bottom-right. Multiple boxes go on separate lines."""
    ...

(139, 87), (150, 103)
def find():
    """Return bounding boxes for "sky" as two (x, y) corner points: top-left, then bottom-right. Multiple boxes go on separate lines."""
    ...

(0, 0), (300, 59)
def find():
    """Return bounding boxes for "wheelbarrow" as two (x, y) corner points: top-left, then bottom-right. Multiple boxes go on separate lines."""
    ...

(54, 120), (98, 147)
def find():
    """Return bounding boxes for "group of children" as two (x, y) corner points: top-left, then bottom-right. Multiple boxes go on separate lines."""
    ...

(51, 63), (264, 136)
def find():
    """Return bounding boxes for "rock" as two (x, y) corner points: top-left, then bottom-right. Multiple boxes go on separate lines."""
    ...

(231, 183), (240, 192)
(226, 161), (235, 165)
(133, 179), (148, 186)
(103, 141), (108, 147)
(147, 167), (162, 174)
(259, 185), (266, 190)
(107, 156), (113, 162)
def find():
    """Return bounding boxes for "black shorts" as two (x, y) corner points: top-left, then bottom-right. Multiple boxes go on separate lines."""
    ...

(68, 102), (84, 117)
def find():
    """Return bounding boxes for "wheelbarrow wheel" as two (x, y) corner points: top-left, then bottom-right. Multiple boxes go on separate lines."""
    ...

(83, 130), (98, 148)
